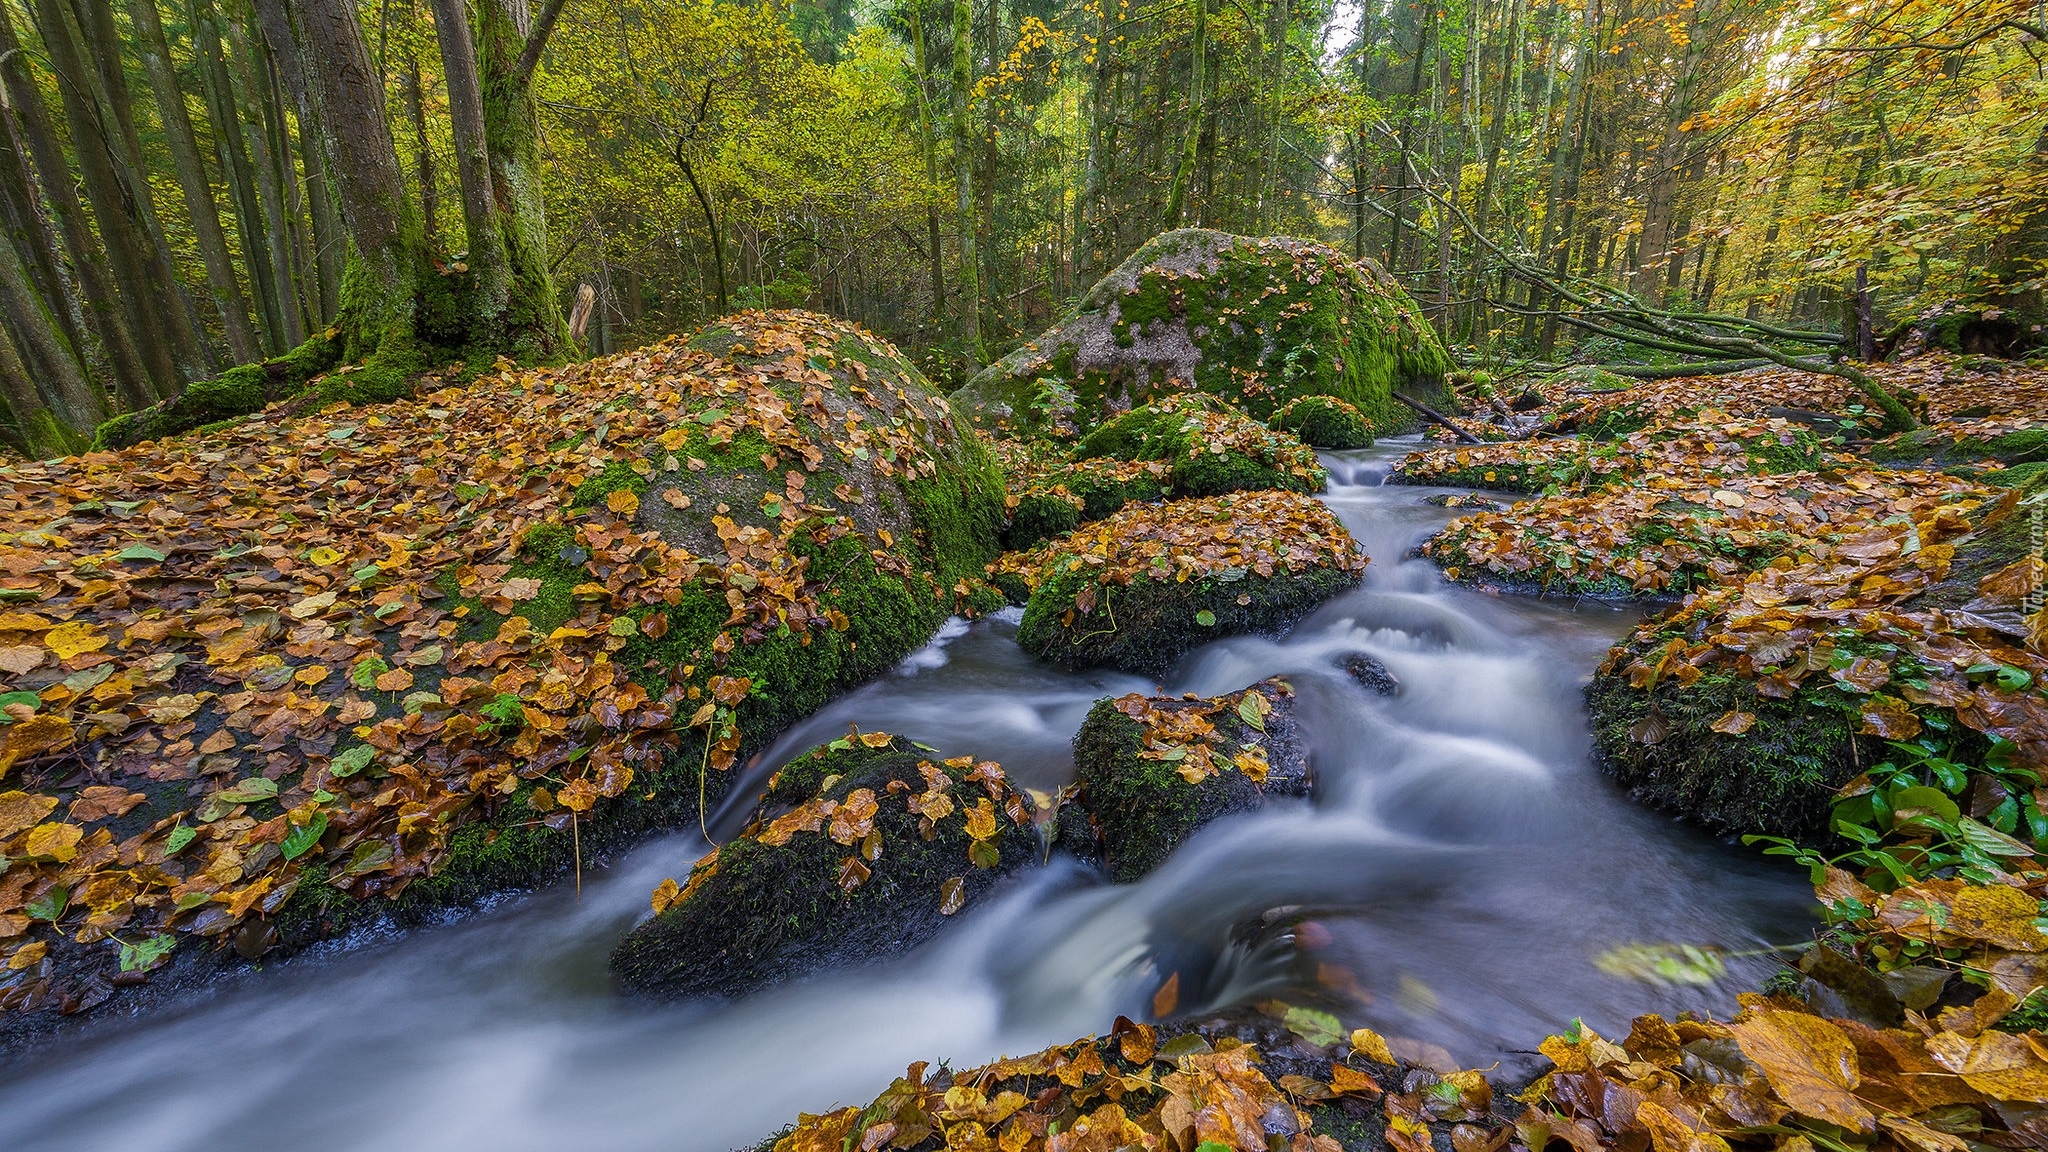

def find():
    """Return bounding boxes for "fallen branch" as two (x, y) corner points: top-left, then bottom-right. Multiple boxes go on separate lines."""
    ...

(1608, 358), (1772, 379)
(1394, 391), (1483, 444)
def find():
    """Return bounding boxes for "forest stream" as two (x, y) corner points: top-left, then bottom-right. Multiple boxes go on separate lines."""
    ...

(0, 439), (1817, 1151)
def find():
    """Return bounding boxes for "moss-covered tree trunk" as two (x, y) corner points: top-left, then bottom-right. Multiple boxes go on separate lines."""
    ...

(475, 0), (567, 361)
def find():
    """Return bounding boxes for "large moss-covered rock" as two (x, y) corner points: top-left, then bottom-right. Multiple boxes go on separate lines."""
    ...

(610, 736), (1042, 1000)
(999, 490), (1368, 675)
(1072, 680), (1309, 882)
(0, 310), (1005, 1021)
(1077, 394), (1326, 497)
(955, 229), (1451, 438)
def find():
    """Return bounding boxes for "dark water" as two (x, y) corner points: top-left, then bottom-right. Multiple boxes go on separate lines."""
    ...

(0, 438), (1814, 1152)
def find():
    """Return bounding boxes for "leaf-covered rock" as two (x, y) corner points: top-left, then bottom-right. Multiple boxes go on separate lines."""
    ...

(1072, 679), (1309, 883)
(0, 309), (1004, 1021)
(610, 734), (1042, 1000)
(1588, 474), (2046, 840)
(954, 229), (1451, 438)
(998, 490), (1368, 675)
(1268, 395), (1375, 450)
(1077, 394), (1326, 497)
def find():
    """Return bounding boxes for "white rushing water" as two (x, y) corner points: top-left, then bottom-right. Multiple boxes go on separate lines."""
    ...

(0, 439), (1814, 1152)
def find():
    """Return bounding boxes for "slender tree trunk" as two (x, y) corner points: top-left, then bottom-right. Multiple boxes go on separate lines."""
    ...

(474, 0), (567, 356)
(1164, 0), (1205, 226)
(253, 0), (422, 364)
(127, 0), (260, 363)
(0, 0), (148, 404)
(31, 0), (178, 404)
(910, 8), (948, 334)
(949, 0), (982, 367)
(299, 99), (344, 323)
(72, 0), (214, 376)
(0, 310), (79, 456)
(0, 210), (104, 438)
(405, 54), (439, 245)
(430, 0), (509, 320)
(196, 3), (286, 353)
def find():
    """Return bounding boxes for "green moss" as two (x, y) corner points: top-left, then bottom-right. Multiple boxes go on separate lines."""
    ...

(1077, 397), (1322, 499)
(610, 738), (1041, 1000)
(1007, 492), (1084, 551)
(1016, 562), (1360, 676)
(1587, 671), (1872, 839)
(1071, 684), (1306, 882)
(570, 461), (649, 509)
(1269, 396), (1373, 449)
(955, 230), (1453, 439)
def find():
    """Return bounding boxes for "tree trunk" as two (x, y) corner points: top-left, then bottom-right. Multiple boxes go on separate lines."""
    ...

(253, 0), (421, 365)
(1164, 0), (1205, 227)
(430, 0), (510, 321)
(405, 54), (440, 245)
(196, 2), (287, 353)
(31, 0), (178, 404)
(71, 0), (214, 376)
(127, 0), (260, 363)
(0, 1), (150, 403)
(910, 7), (948, 337)
(948, 0), (982, 368)
(474, 0), (567, 357)
(0, 207), (104, 438)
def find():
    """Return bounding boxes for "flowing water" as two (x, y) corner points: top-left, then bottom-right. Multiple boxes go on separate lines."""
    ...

(0, 438), (1815, 1151)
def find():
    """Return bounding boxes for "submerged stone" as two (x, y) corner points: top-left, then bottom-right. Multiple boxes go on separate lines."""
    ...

(954, 229), (1451, 439)
(610, 736), (1043, 1000)
(1071, 680), (1310, 883)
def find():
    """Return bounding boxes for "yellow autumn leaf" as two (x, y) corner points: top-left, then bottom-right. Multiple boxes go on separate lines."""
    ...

(1350, 1027), (1396, 1065)
(0, 715), (73, 777)
(23, 821), (84, 862)
(606, 488), (640, 515)
(650, 877), (681, 915)
(0, 790), (59, 836)
(43, 620), (107, 660)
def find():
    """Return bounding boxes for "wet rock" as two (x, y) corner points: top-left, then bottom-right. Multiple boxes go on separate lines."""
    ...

(611, 736), (1044, 1001)
(1076, 393), (1326, 498)
(954, 229), (1451, 439)
(1339, 653), (1401, 696)
(1002, 490), (1368, 676)
(1071, 679), (1311, 882)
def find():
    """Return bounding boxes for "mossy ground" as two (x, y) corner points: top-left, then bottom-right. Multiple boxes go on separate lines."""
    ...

(609, 738), (1039, 1000)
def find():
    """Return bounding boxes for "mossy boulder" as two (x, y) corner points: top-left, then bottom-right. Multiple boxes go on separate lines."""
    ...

(0, 310), (1006, 1022)
(1001, 490), (1368, 675)
(955, 229), (1451, 438)
(1587, 672), (1871, 839)
(609, 736), (1042, 1000)
(1585, 473), (2048, 840)
(1269, 395), (1374, 449)
(1072, 679), (1310, 882)
(1077, 394), (1326, 498)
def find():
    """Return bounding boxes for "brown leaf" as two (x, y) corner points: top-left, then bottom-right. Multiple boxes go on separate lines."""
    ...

(67, 786), (146, 822)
